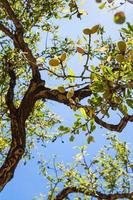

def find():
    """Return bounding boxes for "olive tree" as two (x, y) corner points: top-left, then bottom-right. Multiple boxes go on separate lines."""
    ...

(0, 0), (132, 197)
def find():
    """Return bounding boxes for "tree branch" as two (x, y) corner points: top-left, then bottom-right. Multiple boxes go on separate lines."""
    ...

(54, 186), (133, 200)
(0, 23), (14, 39)
(0, 63), (25, 191)
(94, 115), (133, 132)
(0, 0), (40, 81)
(0, 76), (45, 191)
(35, 84), (92, 104)
(0, 0), (24, 31)
(35, 85), (132, 132)
(5, 62), (16, 114)
(18, 79), (46, 121)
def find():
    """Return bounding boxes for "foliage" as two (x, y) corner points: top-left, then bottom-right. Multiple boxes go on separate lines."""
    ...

(95, 0), (133, 24)
(0, 0), (132, 198)
(38, 134), (133, 199)
(56, 23), (133, 141)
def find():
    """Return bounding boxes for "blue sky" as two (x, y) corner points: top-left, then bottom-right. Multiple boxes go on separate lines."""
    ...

(0, 1), (133, 200)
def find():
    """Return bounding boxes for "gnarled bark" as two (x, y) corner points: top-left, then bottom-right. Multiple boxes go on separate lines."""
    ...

(0, 116), (25, 191)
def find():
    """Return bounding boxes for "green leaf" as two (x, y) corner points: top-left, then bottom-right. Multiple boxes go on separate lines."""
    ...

(69, 135), (75, 142)
(87, 135), (95, 144)
(67, 88), (74, 99)
(57, 86), (65, 93)
(82, 124), (87, 131)
(126, 99), (133, 109)
(49, 58), (60, 66)
(99, 2), (106, 9)
(67, 67), (75, 83)
(79, 107), (88, 119)
(119, 104), (128, 115)
(90, 118), (96, 132)
(58, 126), (70, 134)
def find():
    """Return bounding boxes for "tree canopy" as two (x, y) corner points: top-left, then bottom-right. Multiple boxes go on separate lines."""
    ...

(0, 0), (133, 199)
